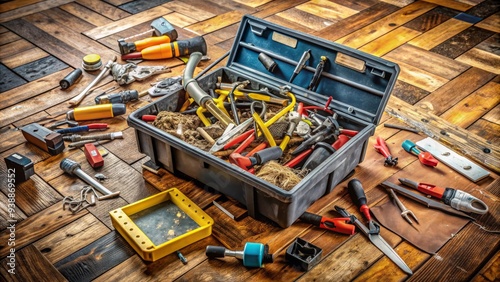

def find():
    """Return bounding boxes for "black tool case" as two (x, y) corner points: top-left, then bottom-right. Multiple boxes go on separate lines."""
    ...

(128, 15), (399, 228)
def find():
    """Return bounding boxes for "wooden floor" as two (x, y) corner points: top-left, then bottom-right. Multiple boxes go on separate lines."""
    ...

(1, 0), (499, 281)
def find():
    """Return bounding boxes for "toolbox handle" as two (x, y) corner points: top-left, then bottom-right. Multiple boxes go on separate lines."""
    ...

(248, 20), (267, 36)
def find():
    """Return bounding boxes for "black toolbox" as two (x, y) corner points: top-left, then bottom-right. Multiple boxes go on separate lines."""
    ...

(128, 15), (399, 228)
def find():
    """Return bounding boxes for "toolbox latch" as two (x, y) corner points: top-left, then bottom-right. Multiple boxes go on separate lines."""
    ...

(369, 66), (386, 78)
(248, 20), (267, 36)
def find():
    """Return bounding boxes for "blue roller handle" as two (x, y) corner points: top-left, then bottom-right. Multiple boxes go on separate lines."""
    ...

(402, 140), (420, 155)
(55, 125), (89, 134)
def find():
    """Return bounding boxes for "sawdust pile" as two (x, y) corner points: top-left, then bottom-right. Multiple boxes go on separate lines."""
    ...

(255, 161), (302, 191)
(153, 111), (223, 151)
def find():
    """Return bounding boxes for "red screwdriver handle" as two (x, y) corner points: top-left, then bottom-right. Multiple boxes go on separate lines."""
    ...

(347, 179), (372, 221)
(417, 183), (446, 199)
(300, 212), (355, 235)
(374, 136), (391, 158)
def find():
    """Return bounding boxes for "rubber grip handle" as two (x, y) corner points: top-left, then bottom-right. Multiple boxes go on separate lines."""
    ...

(374, 136), (391, 157)
(299, 212), (322, 226)
(55, 125), (89, 134)
(347, 179), (367, 207)
(254, 146), (283, 164)
(205, 246), (226, 258)
(177, 36), (207, 56)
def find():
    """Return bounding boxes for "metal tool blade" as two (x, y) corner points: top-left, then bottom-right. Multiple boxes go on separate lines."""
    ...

(334, 206), (413, 275)
(380, 181), (475, 221)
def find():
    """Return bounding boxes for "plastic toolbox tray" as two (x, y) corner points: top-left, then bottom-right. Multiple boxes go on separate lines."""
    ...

(128, 15), (399, 228)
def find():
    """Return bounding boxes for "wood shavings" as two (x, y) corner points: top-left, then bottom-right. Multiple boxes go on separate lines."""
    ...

(255, 161), (302, 191)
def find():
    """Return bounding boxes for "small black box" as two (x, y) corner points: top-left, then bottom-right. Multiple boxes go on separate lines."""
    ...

(4, 153), (34, 183)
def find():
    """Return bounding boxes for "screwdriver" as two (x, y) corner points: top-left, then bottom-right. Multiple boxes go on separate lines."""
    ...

(121, 36), (207, 60)
(347, 179), (379, 234)
(66, 104), (126, 121)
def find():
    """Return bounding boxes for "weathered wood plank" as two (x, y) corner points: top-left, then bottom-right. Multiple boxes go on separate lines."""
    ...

(13, 56), (68, 82)
(161, 11), (197, 28)
(455, 48), (500, 75)
(468, 119), (500, 146)
(408, 18), (471, 50)
(55, 231), (135, 282)
(76, 0), (131, 21)
(482, 103), (500, 124)
(96, 236), (220, 281)
(386, 96), (500, 173)
(34, 213), (110, 264)
(416, 67), (495, 116)
(295, 0), (358, 22)
(0, 191), (27, 230)
(312, 2), (399, 42)
(384, 44), (470, 80)
(1, 47), (48, 69)
(2, 18), (86, 68)
(359, 27), (421, 57)
(276, 7), (333, 30)
(476, 13), (500, 33)
(430, 26), (495, 59)
(472, 250), (500, 282)
(83, 6), (172, 40)
(385, 58), (449, 92)
(0, 39), (35, 61)
(253, 0), (309, 19)
(205, 0), (257, 14)
(0, 203), (88, 258)
(163, 0), (216, 21)
(59, 2), (114, 27)
(403, 6), (459, 32)
(0, 0), (74, 23)
(186, 10), (245, 36)
(392, 80), (430, 105)
(476, 34), (500, 56)
(262, 14), (311, 33)
(234, 0), (273, 8)
(119, 0), (173, 15)
(0, 31), (20, 45)
(440, 81), (500, 128)
(101, 127), (145, 165)
(0, 245), (67, 282)
(420, 0), (472, 11)
(0, 0), (42, 13)
(336, 1), (436, 48)
(0, 63), (26, 93)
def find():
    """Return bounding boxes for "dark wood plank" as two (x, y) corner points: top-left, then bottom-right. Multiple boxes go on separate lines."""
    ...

(472, 249), (500, 281)
(403, 6), (459, 32)
(33, 213), (111, 264)
(392, 80), (430, 105)
(465, 0), (500, 18)
(430, 26), (495, 59)
(468, 119), (500, 145)
(13, 55), (68, 82)
(0, 245), (67, 282)
(0, 63), (26, 93)
(0, 203), (88, 258)
(119, 0), (173, 14)
(55, 231), (135, 282)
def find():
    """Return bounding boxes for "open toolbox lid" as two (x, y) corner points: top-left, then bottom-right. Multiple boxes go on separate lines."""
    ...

(226, 15), (400, 125)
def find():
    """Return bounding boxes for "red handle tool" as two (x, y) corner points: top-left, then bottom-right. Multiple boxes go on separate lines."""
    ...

(300, 211), (355, 235)
(374, 136), (398, 166)
(402, 140), (438, 167)
(229, 146), (283, 173)
(347, 179), (379, 234)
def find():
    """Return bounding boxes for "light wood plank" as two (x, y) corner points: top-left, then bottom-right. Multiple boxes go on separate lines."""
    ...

(295, 0), (358, 21)
(0, 39), (34, 61)
(1, 48), (48, 69)
(0, 191), (27, 230)
(0, 0), (42, 13)
(163, 1), (216, 21)
(253, 0), (310, 19)
(472, 249), (500, 281)
(76, 0), (131, 21)
(456, 48), (500, 75)
(468, 119), (500, 152)
(276, 7), (333, 30)
(421, 0), (472, 11)
(416, 67), (495, 116)
(408, 18), (471, 50)
(483, 104), (500, 124)
(441, 81), (500, 128)
(384, 44), (470, 80)
(0, 0), (74, 23)
(233, 0), (272, 8)
(359, 26), (421, 57)
(83, 6), (173, 40)
(59, 2), (114, 27)
(387, 59), (449, 92)
(475, 12), (500, 33)
(336, 1), (436, 48)
(186, 10), (245, 35)
(161, 11), (197, 28)
(0, 31), (21, 45)
(33, 214), (110, 264)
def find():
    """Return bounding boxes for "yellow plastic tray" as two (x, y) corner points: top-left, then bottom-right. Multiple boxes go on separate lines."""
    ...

(110, 188), (213, 261)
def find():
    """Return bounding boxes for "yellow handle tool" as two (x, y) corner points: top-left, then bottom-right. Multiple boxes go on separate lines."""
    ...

(66, 104), (126, 121)
(215, 89), (288, 106)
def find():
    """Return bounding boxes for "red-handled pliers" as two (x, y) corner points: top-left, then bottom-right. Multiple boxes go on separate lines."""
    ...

(300, 211), (355, 235)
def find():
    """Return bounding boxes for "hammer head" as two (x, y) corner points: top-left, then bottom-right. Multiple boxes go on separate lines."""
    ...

(150, 17), (178, 39)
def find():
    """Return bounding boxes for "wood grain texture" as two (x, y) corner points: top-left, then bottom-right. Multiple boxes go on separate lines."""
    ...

(83, 6), (172, 40)
(253, 0), (309, 19)
(0, 203), (88, 258)
(233, 0), (272, 8)
(391, 80), (430, 105)
(440, 81), (500, 128)
(416, 67), (496, 115)
(33, 213), (111, 263)
(384, 43), (469, 80)
(295, 0), (358, 22)
(472, 251), (500, 282)
(403, 6), (459, 32)
(0, 245), (67, 282)
(276, 7), (333, 30)
(0, 0), (74, 23)
(430, 26), (495, 59)
(384, 58), (449, 92)
(186, 10), (245, 35)
(408, 18), (471, 50)
(420, 0), (472, 11)
(476, 13), (500, 33)
(386, 96), (500, 173)
(0, 39), (35, 61)
(468, 119), (500, 145)
(456, 48), (500, 75)
(336, 1), (436, 48)
(359, 26), (421, 57)
(55, 231), (135, 282)
(163, 1), (216, 21)
(76, 0), (131, 21)
(1, 47), (48, 69)
(59, 3), (114, 27)
(0, 191), (27, 231)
